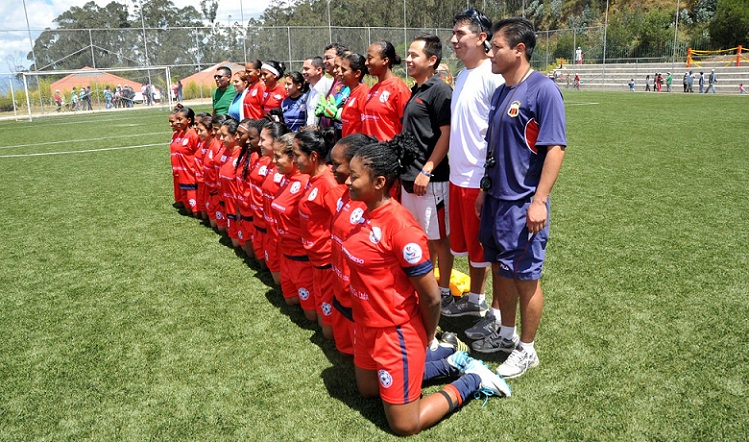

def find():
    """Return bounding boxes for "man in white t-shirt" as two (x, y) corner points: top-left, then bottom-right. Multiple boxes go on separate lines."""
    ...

(302, 56), (330, 126)
(442, 8), (506, 344)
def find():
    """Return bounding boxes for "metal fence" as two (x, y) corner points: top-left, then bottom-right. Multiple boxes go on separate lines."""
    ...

(4, 23), (701, 76)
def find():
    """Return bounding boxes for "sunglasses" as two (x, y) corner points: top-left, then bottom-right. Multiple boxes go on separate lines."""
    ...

(213, 74), (228, 79)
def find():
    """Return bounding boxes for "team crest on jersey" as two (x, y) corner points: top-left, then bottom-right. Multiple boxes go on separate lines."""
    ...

(189, 198), (196, 207)
(274, 94), (283, 100)
(216, 211), (224, 220)
(336, 198), (344, 212)
(298, 287), (310, 300)
(307, 187), (318, 200)
(321, 302), (332, 316)
(290, 181), (302, 194)
(378, 370), (393, 388)
(403, 243), (423, 264)
(369, 226), (382, 244)
(379, 91), (390, 103)
(251, 89), (258, 97)
(274, 172), (284, 183)
(350, 207), (365, 224)
(508, 100), (522, 118)
(182, 138), (189, 146)
(221, 155), (227, 162)
(259, 165), (268, 176)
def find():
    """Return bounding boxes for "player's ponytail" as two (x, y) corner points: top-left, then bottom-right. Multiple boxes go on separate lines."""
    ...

(295, 126), (337, 163)
(354, 133), (417, 194)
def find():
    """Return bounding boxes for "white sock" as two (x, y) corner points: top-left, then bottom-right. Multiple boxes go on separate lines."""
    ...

(440, 287), (451, 298)
(499, 326), (516, 340)
(467, 292), (482, 304)
(490, 308), (501, 322)
(520, 340), (535, 354)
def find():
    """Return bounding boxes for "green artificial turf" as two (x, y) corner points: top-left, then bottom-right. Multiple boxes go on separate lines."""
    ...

(0, 92), (747, 441)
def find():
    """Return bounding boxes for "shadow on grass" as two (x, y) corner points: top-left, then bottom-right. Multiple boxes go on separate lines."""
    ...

(320, 363), (391, 434)
(263, 287), (318, 333)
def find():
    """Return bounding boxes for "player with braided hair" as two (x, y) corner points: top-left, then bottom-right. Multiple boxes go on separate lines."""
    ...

(344, 134), (511, 435)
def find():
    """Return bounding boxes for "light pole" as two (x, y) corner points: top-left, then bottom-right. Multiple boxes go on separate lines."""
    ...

(672, 0), (681, 69)
(140, 0), (151, 85)
(602, 0), (609, 88)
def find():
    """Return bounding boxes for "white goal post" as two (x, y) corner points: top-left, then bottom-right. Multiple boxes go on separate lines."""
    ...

(21, 66), (174, 121)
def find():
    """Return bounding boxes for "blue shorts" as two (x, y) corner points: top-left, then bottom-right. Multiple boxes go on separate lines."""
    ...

(479, 195), (549, 280)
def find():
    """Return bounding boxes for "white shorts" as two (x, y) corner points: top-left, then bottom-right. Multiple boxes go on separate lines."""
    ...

(400, 181), (449, 241)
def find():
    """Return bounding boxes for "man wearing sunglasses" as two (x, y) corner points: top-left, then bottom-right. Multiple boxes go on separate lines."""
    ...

(477, 17), (566, 379)
(212, 66), (236, 117)
(441, 9), (505, 339)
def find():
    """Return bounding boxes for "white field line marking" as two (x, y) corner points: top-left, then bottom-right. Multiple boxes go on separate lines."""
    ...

(0, 143), (163, 158)
(0, 132), (169, 150)
(566, 101), (600, 106)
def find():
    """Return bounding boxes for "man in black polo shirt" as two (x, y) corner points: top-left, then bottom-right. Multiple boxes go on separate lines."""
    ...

(400, 34), (454, 301)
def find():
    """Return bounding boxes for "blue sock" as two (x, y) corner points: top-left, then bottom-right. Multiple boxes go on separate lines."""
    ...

(451, 373), (481, 403)
(426, 346), (454, 362)
(424, 359), (462, 380)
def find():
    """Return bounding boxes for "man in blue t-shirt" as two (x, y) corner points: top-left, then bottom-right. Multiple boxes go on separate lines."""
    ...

(477, 17), (567, 379)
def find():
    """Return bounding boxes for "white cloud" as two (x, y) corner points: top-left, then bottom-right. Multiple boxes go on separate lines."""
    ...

(0, 0), (271, 71)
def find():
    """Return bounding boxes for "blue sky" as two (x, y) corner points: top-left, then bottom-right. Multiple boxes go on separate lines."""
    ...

(0, 0), (272, 72)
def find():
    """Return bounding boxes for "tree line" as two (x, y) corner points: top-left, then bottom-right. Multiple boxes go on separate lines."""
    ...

(26, 0), (749, 74)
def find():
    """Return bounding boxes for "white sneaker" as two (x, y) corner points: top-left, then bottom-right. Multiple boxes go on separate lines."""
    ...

(464, 358), (512, 398)
(496, 346), (539, 379)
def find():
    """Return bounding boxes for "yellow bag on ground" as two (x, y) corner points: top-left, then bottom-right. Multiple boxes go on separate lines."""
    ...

(434, 269), (471, 297)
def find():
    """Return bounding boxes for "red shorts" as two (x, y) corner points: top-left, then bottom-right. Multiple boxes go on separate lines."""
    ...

(173, 175), (180, 202)
(253, 227), (266, 262)
(280, 255), (315, 312)
(197, 181), (208, 213)
(263, 232), (280, 272)
(332, 296), (354, 355)
(215, 200), (228, 228)
(227, 215), (240, 240)
(238, 216), (253, 246)
(449, 184), (489, 267)
(183, 190), (198, 213)
(313, 267), (335, 324)
(354, 316), (427, 405)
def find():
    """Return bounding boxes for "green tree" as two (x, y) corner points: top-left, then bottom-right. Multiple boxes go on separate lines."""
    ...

(708, 0), (749, 48)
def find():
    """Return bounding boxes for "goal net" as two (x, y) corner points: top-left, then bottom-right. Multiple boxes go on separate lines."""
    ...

(19, 66), (173, 121)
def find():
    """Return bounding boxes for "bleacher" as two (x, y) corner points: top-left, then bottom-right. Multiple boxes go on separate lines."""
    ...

(553, 61), (749, 93)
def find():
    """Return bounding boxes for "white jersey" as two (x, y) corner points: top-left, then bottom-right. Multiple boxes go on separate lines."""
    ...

(449, 60), (504, 188)
(314, 76), (334, 98)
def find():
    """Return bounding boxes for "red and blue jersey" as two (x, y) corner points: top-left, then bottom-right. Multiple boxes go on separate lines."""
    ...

(342, 199), (433, 328)
(485, 71), (567, 201)
(271, 171), (310, 256)
(298, 169), (342, 266)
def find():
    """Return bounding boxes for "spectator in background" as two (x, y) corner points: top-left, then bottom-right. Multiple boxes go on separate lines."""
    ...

(83, 86), (93, 110)
(707, 69), (717, 93)
(645, 74), (651, 92)
(54, 90), (62, 112)
(697, 71), (703, 93)
(176, 79), (183, 102)
(629, 78), (636, 92)
(666, 72), (672, 92)
(212, 66), (236, 117)
(683, 72), (689, 93)
(575, 46), (582, 64)
(71, 87), (79, 111)
(740, 83), (747, 94)
(104, 86), (113, 109)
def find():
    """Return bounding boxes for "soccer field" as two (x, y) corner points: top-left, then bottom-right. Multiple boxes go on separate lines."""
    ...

(1, 92), (747, 441)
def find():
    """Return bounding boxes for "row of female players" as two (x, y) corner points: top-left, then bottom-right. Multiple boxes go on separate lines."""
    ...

(168, 92), (512, 439)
